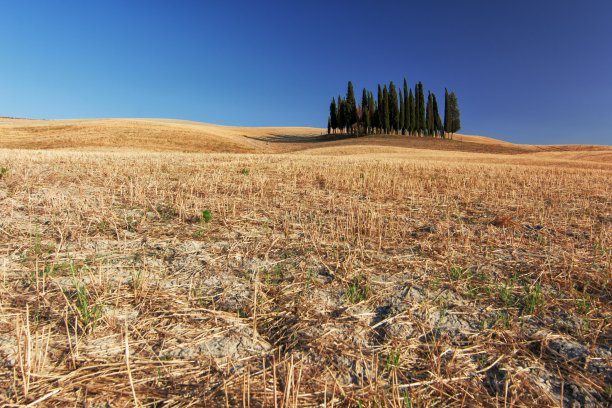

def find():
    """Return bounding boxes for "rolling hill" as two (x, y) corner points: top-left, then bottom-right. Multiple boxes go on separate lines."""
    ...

(1, 117), (610, 162)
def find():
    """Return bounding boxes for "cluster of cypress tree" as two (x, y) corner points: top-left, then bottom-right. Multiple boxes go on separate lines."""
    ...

(328, 80), (460, 138)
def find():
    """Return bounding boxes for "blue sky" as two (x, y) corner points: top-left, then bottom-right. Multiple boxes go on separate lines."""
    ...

(1, 1), (611, 144)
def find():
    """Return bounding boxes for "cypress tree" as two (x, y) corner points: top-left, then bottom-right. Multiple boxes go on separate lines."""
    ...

(399, 90), (405, 135)
(361, 88), (369, 134)
(326, 81), (460, 138)
(414, 84), (420, 135)
(449, 92), (461, 136)
(417, 82), (426, 136)
(330, 98), (338, 134)
(337, 97), (346, 133)
(382, 85), (390, 133)
(408, 89), (415, 135)
(389, 82), (399, 134)
(426, 92), (434, 136)
(403, 79), (409, 134)
(443, 88), (450, 138)
(368, 91), (375, 135)
(346, 81), (357, 134)
(432, 92), (442, 137)
(377, 85), (384, 134)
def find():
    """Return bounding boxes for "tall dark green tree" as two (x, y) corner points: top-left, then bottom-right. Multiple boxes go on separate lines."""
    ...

(389, 82), (399, 134)
(337, 97), (346, 133)
(425, 92), (434, 136)
(326, 79), (460, 138)
(329, 97), (338, 134)
(346, 81), (357, 134)
(327, 117), (331, 135)
(377, 85), (384, 134)
(382, 85), (390, 133)
(399, 90), (405, 135)
(449, 92), (461, 136)
(443, 89), (450, 138)
(432, 92), (443, 137)
(408, 89), (415, 135)
(361, 88), (370, 134)
(403, 79), (409, 134)
(368, 91), (376, 134)
(416, 82), (426, 135)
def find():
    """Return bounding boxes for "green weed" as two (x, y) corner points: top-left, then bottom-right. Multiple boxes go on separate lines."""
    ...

(402, 390), (414, 408)
(385, 350), (401, 370)
(70, 264), (101, 331)
(346, 275), (369, 303)
(521, 283), (544, 315)
(265, 263), (284, 286)
(499, 283), (514, 307)
(450, 265), (464, 281)
(576, 295), (592, 315)
(201, 209), (212, 223)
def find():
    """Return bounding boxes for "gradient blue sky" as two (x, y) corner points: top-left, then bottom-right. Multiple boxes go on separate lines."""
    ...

(1, 1), (611, 144)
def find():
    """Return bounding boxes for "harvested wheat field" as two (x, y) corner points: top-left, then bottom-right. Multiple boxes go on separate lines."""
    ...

(0, 122), (611, 407)
(0, 118), (323, 153)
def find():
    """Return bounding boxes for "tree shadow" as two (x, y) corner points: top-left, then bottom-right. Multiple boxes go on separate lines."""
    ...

(248, 133), (361, 144)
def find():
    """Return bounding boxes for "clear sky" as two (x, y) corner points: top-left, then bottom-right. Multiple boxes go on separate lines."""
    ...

(1, 1), (611, 144)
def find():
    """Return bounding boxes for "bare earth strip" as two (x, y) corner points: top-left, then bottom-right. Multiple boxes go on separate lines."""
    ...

(0, 119), (610, 406)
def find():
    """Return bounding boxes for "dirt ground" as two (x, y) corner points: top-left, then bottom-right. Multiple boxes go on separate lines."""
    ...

(0, 126), (610, 406)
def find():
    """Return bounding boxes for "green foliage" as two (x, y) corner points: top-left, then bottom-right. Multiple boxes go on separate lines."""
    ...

(361, 88), (370, 134)
(345, 275), (369, 303)
(389, 81), (399, 134)
(201, 209), (212, 223)
(444, 88), (450, 136)
(368, 91), (376, 131)
(71, 265), (101, 331)
(408, 89), (415, 135)
(377, 85), (383, 132)
(329, 97), (337, 133)
(0, 167), (8, 179)
(265, 263), (284, 286)
(576, 294), (592, 314)
(240, 167), (250, 175)
(416, 82), (425, 135)
(337, 96), (346, 132)
(326, 79), (458, 138)
(450, 265), (471, 281)
(382, 85), (390, 133)
(384, 349), (401, 370)
(403, 78), (409, 133)
(402, 391), (414, 408)
(495, 310), (512, 329)
(432, 92), (443, 136)
(521, 283), (544, 315)
(447, 91), (461, 134)
(399, 90), (405, 134)
(346, 81), (357, 133)
(499, 283), (514, 307)
(426, 92), (434, 136)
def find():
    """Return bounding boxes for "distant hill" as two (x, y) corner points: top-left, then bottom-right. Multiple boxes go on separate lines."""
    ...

(1, 117), (610, 162)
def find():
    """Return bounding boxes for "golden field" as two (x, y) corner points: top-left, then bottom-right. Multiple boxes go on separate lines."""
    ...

(0, 119), (610, 407)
